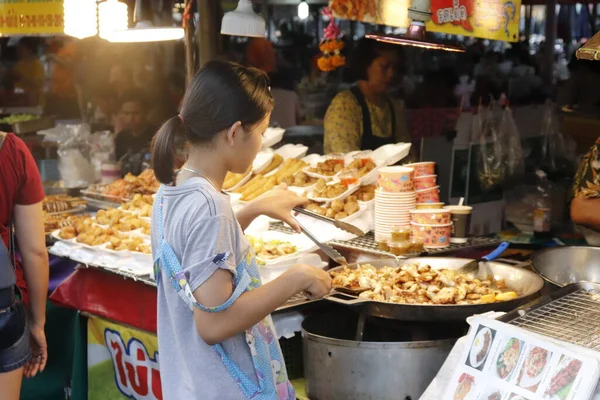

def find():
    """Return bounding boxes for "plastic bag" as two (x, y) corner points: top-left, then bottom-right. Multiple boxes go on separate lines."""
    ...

(474, 103), (506, 191)
(541, 101), (577, 174)
(499, 106), (525, 181)
(57, 124), (96, 188)
(89, 131), (115, 181)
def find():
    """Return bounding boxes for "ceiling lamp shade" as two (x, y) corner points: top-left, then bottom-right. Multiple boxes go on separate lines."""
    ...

(221, 0), (266, 38)
(366, 0), (465, 53)
(104, 0), (184, 43)
(64, 0), (98, 39)
(98, 0), (129, 40)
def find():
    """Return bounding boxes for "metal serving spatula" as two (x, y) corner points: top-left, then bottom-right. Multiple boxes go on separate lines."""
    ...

(293, 217), (348, 266)
(460, 242), (510, 279)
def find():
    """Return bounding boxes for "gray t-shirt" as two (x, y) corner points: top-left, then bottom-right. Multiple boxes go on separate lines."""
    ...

(151, 177), (256, 400)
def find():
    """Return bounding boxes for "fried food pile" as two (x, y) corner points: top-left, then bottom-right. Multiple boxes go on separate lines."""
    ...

(331, 263), (518, 305)
(44, 214), (90, 234)
(248, 236), (297, 261)
(102, 169), (159, 199)
(306, 197), (360, 220)
(355, 185), (375, 201)
(105, 236), (151, 254)
(43, 195), (87, 213)
(310, 178), (351, 199)
(120, 194), (153, 217)
(281, 171), (318, 188)
(223, 167), (252, 190)
(307, 159), (345, 176)
(344, 158), (377, 178)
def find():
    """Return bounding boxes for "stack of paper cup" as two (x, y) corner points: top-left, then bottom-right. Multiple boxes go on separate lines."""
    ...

(375, 166), (416, 240)
(405, 162), (440, 204)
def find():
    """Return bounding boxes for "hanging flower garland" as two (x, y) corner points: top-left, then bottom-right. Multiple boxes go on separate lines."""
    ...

(317, 8), (345, 72)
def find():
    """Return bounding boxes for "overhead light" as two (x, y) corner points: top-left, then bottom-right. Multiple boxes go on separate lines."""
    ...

(64, 0), (97, 39)
(221, 0), (266, 38)
(104, 0), (184, 43)
(366, 0), (465, 52)
(298, 1), (309, 20)
(98, 0), (129, 40)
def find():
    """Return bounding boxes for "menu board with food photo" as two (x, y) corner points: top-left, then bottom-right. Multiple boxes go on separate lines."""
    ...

(467, 326), (496, 371)
(443, 317), (600, 400)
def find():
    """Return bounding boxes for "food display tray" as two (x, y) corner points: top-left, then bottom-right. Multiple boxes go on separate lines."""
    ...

(328, 232), (502, 258)
(500, 282), (600, 352)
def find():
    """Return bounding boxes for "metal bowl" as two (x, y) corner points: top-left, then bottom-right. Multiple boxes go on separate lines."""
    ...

(531, 246), (600, 287)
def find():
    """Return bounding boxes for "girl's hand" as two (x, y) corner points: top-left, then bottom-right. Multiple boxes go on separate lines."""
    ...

(251, 187), (308, 232)
(287, 264), (332, 299)
(24, 325), (47, 378)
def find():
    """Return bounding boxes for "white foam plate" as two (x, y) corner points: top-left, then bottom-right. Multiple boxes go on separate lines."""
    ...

(275, 144), (308, 160)
(50, 229), (77, 243)
(262, 127), (285, 148)
(372, 143), (412, 166)
(253, 150), (274, 174)
(301, 154), (323, 167)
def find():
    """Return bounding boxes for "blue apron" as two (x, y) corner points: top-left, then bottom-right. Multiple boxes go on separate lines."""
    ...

(153, 185), (295, 400)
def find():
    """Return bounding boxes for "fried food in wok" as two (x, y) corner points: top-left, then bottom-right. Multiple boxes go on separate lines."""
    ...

(331, 263), (518, 305)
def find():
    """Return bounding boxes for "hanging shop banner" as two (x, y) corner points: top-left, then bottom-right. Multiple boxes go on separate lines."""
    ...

(427, 0), (521, 42)
(328, 0), (520, 42)
(88, 316), (163, 400)
(0, 0), (64, 36)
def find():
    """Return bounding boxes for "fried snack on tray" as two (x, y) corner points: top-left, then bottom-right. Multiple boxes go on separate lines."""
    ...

(310, 178), (348, 199)
(106, 236), (151, 253)
(331, 263), (518, 305)
(43, 195), (87, 213)
(235, 175), (278, 202)
(116, 215), (150, 233)
(355, 184), (375, 201)
(260, 153), (283, 175)
(344, 158), (377, 178)
(223, 166), (252, 190)
(45, 213), (90, 233)
(273, 159), (307, 184)
(281, 171), (318, 188)
(101, 169), (159, 198)
(305, 196), (360, 220)
(95, 209), (129, 226)
(308, 159), (345, 176)
(75, 226), (121, 247)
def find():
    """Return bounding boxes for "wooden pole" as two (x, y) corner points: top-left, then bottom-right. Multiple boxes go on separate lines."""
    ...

(196, 0), (219, 68)
(184, 0), (196, 85)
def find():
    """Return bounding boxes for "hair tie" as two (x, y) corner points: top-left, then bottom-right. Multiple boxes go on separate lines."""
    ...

(175, 114), (188, 136)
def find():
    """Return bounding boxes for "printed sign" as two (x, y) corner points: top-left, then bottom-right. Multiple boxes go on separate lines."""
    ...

(0, 0), (64, 35)
(88, 316), (162, 400)
(328, 0), (520, 42)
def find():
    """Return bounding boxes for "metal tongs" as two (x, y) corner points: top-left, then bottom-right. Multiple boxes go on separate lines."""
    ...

(293, 207), (365, 237)
(293, 217), (348, 266)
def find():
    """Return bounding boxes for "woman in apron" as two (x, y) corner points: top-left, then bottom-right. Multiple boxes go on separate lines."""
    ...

(150, 61), (332, 400)
(324, 39), (411, 153)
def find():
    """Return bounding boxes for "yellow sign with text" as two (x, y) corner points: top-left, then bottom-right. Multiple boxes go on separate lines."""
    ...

(0, 0), (64, 36)
(329, 0), (520, 42)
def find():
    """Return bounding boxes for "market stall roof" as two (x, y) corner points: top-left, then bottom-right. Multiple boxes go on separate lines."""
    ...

(577, 32), (600, 61)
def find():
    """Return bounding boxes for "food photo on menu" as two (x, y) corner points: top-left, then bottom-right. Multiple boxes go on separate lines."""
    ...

(453, 373), (476, 400)
(467, 326), (496, 371)
(542, 356), (583, 400)
(496, 337), (525, 381)
(518, 346), (553, 393)
(480, 388), (505, 400)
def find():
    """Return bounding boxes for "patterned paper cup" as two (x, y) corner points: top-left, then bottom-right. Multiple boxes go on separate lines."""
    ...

(404, 162), (435, 178)
(415, 202), (444, 209)
(377, 167), (414, 193)
(410, 209), (451, 225)
(416, 186), (440, 203)
(413, 175), (437, 191)
(410, 222), (452, 248)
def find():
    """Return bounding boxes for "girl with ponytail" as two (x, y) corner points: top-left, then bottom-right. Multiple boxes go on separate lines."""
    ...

(150, 61), (331, 400)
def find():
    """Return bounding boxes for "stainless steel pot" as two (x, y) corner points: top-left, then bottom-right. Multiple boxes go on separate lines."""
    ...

(326, 257), (545, 322)
(531, 246), (600, 287)
(302, 312), (458, 400)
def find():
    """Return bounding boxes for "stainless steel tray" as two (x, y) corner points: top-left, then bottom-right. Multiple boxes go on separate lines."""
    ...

(500, 282), (600, 351)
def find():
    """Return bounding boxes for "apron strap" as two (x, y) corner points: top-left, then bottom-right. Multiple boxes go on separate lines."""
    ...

(350, 86), (374, 150)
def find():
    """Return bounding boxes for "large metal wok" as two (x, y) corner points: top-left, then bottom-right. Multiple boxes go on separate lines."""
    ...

(530, 246), (600, 287)
(326, 257), (545, 322)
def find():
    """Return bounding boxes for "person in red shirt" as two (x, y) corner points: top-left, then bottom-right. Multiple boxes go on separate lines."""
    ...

(0, 133), (49, 398)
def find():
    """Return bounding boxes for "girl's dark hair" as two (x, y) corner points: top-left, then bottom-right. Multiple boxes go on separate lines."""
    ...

(351, 38), (397, 81)
(151, 60), (274, 184)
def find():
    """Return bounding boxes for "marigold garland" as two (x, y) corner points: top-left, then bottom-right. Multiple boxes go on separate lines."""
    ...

(317, 8), (345, 72)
